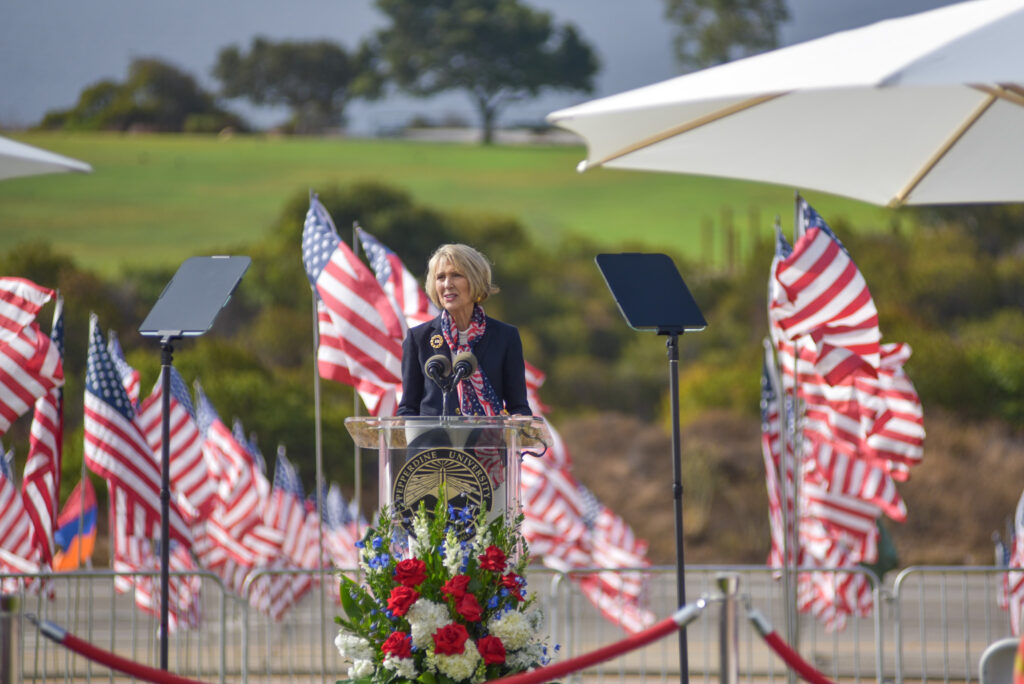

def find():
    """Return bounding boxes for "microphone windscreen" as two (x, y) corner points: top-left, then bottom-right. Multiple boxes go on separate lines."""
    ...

(425, 354), (452, 376)
(452, 351), (478, 374)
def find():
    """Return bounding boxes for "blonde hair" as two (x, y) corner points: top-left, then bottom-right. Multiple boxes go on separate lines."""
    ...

(426, 243), (499, 309)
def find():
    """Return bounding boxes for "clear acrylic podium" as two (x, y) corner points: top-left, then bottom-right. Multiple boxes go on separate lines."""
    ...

(345, 416), (550, 524)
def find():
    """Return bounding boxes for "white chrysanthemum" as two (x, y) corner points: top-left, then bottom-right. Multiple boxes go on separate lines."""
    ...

(507, 641), (546, 670)
(488, 611), (532, 651)
(472, 523), (492, 556)
(525, 603), (544, 631)
(384, 654), (418, 679)
(335, 631), (374, 660)
(435, 641), (480, 681)
(348, 658), (375, 679)
(407, 599), (449, 648)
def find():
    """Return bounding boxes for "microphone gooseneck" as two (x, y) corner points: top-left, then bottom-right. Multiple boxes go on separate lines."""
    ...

(424, 354), (452, 391)
(450, 351), (478, 386)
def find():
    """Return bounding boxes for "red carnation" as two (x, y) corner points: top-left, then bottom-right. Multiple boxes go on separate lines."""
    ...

(381, 631), (413, 659)
(442, 575), (471, 600)
(501, 572), (525, 601)
(478, 545), (507, 572)
(455, 593), (483, 622)
(476, 635), (506, 665)
(432, 623), (470, 655)
(393, 558), (427, 587)
(387, 585), (420, 617)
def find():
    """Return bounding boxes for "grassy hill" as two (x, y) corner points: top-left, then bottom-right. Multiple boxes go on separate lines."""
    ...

(0, 132), (902, 276)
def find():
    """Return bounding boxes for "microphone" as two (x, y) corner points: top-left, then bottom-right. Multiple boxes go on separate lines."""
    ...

(450, 351), (478, 386)
(424, 354), (452, 391)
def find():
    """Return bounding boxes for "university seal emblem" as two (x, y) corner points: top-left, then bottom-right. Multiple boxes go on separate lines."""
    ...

(392, 448), (494, 531)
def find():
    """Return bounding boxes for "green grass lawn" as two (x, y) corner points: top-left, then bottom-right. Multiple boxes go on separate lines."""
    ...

(0, 132), (904, 275)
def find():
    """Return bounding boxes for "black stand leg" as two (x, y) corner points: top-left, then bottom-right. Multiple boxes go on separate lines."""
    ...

(159, 340), (173, 670)
(666, 332), (689, 684)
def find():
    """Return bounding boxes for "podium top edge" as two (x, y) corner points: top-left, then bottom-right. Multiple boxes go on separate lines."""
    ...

(344, 415), (551, 451)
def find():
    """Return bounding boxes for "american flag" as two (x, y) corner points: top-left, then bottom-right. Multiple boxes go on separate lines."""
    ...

(1004, 490), (1024, 635)
(83, 315), (191, 545)
(1, 443), (42, 575)
(770, 198), (880, 385)
(357, 226), (438, 329)
(760, 347), (792, 569)
(22, 296), (64, 564)
(107, 330), (141, 408)
(323, 482), (360, 570)
(111, 483), (201, 632)
(302, 197), (404, 416)
(0, 279), (64, 436)
(232, 419), (267, 477)
(137, 367), (219, 517)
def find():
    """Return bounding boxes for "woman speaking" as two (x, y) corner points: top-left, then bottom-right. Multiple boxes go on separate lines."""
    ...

(397, 243), (531, 417)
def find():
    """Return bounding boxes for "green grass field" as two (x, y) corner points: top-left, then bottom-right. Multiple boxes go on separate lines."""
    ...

(0, 132), (903, 275)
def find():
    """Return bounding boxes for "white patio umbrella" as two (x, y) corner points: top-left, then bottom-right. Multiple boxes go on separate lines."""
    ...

(547, 0), (1024, 208)
(0, 134), (92, 180)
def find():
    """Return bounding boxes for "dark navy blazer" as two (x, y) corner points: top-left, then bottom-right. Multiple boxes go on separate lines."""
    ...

(396, 315), (531, 417)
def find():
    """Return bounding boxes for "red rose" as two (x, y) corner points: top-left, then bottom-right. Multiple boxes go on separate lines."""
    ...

(478, 545), (507, 572)
(476, 635), (506, 665)
(501, 573), (525, 601)
(393, 558), (427, 587)
(387, 585), (420, 617)
(456, 593), (483, 622)
(381, 631), (413, 659)
(442, 575), (471, 600)
(432, 622), (470, 655)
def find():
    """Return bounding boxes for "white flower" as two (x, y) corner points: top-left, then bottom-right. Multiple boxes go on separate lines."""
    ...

(411, 514), (431, 559)
(406, 598), (449, 648)
(335, 631), (373, 660)
(507, 641), (546, 670)
(348, 659), (375, 679)
(442, 529), (464, 576)
(472, 523), (492, 556)
(384, 654), (418, 679)
(488, 611), (532, 651)
(435, 641), (480, 681)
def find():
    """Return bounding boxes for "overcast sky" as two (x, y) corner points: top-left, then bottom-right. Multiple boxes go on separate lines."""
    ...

(0, 0), (960, 133)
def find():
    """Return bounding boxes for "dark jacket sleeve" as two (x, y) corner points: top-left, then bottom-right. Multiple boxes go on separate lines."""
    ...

(396, 326), (425, 416)
(501, 326), (531, 416)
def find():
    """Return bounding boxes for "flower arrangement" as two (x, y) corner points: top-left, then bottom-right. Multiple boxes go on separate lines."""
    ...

(335, 499), (556, 683)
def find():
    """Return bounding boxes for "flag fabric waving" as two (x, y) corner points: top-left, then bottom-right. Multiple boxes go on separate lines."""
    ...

(302, 196), (404, 416)
(107, 330), (141, 408)
(22, 296), (64, 564)
(357, 226), (438, 329)
(83, 315), (191, 545)
(1, 444), (42, 575)
(770, 198), (880, 384)
(52, 477), (97, 571)
(1005, 489), (1024, 635)
(0, 279), (64, 436)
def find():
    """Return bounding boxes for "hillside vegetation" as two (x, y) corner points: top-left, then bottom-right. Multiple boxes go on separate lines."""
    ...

(0, 134), (1020, 569)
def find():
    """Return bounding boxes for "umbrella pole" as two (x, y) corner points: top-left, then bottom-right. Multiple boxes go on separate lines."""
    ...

(667, 332), (690, 684)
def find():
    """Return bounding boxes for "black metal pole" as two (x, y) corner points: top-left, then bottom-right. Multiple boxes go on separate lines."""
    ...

(159, 339), (173, 670)
(666, 331), (689, 684)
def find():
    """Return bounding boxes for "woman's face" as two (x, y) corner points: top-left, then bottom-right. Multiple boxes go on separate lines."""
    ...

(434, 259), (473, 322)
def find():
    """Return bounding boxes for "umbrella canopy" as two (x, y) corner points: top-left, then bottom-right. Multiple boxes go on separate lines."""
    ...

(547, 0), (1024, 208)
(0, 134), (92, 181)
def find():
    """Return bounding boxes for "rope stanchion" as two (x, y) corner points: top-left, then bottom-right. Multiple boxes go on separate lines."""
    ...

(747, 608), (836, 684)
(489, 600), (706, 684)
(27, 615), (209, 684)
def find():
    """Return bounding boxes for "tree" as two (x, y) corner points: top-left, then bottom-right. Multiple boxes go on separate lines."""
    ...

(374, 0), (599, 144)
(213, 38), (382, 133)
(37, 58), (245, 133)
(664, 0), (789, 71)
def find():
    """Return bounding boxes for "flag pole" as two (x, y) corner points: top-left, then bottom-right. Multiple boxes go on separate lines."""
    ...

(311, 291), (327, 684)
(351, 222), (363, 518)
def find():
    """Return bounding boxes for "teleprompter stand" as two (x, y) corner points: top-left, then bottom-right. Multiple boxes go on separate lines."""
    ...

(138, 255), (250, 670)
(596, 253), (706, 684)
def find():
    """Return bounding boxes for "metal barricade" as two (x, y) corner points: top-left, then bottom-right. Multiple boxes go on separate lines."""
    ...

(892, 566), (1012, 684)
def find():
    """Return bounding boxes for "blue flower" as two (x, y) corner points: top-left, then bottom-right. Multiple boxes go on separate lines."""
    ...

(488, 595), (499, 609)
(499, 588), (509, 598)
(554, 644), (561, 652)
(355, 540), (365, 549)
(372, 536), (384, 550)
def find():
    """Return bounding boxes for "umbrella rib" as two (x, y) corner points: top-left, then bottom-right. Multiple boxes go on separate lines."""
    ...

(972, 84), (1024, 109)
(585, 92), (788, 170)
(890, 92), (997, 208)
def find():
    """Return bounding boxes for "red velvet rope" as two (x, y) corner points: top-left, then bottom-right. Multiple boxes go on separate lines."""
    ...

(34, 619), (207, 684)
(489, 602), (705, 684)
(748, 610), (836, 684)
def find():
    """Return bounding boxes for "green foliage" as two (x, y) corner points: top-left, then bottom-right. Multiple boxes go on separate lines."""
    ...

(664, 0), (789, 70)
(213, 38), (382, 133)
(37, 58), (246, 133)
(374, 0), (599, 143)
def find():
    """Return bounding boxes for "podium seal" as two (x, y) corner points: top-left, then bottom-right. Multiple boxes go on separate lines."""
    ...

(393, 447), (494, 530)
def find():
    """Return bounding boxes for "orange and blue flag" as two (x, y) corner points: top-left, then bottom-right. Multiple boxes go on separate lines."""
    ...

(52, 477), (97, 571)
